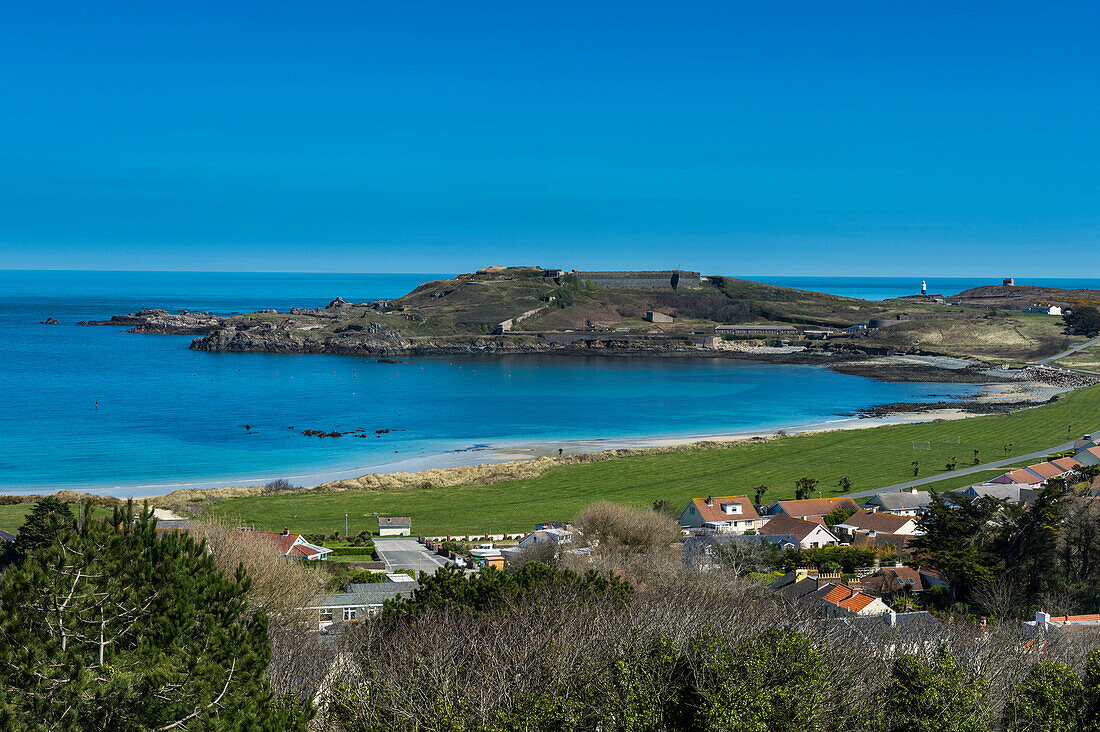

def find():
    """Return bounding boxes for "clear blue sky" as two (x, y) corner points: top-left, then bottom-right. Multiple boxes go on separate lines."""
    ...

(1, 1), (1097, 275)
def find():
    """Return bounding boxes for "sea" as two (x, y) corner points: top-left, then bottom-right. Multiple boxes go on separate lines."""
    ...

(3, 271), (1098, 496)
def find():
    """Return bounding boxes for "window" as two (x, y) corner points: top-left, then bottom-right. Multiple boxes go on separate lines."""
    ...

(319, 609), (333, 622)
(343, 607), (358, 622)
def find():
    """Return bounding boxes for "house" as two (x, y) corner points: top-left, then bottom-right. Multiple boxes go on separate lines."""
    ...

(714, 324), (798, 337)
(683, 533), (793, 569)
(834, 511), (922, 539)
(258, 529), (332, 561)
(861, 489), (932, 516)
(770, 568), (846, 602)
(766, 497), (859, 521)
(1050, 456), (1083, 474)
(1076, 447), (1100, 467)
(501, 528), (572, 564)
(988, 468), (1045, 486)
(644, 311), (673, 323)
(1022, 305), (1062, 316)
(757, 514), (838, 549)
(305, 579), (420, 631)
(812, 584), (893, 617)
(378, 516), (412, 536)
(953, 484), (1038, 505)
(845, 324), (868, 333)
(860, 565), (949, 597)
(678, 495), (763, 534)
(1023, 610), (1100, 638)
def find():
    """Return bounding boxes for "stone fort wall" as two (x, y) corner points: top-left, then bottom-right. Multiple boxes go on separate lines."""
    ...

(567, 270), (702, 289)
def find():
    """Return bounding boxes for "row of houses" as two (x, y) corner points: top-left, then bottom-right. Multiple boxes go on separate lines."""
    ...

(949, 439), (1100, 506)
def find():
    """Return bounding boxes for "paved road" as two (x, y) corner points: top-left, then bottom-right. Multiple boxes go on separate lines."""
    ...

(374, 537), (451, 574)
(1035, 335), (1100, 366)
(850, 430), (1096, 499)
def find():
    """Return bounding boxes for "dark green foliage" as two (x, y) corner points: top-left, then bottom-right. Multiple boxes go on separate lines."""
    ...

(1064, 306), (1100, 337)
(383, 562), (633, 620)
(4, 496), (73, 565)
(824, 505), (857, 528)
(0, 501), (309, 730)
(795, 476), (819, 500)
(910, 494), (1002, 601)
(782, 546), (877, 573)
(1002, 661), (1084, 732)
(886, 647), (991, 732)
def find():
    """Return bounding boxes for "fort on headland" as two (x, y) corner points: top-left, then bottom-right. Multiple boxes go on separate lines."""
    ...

(542, 269), (702, 290)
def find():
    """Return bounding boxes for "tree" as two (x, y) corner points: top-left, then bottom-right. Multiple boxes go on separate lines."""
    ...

(909, 494), (1001, 602)
(824, 505), (857, 529)
(0, 501), (309, 730)
(1064, 306), (1100, 337)
(1003, 661), (1084, 732)
(837, 474), (852, 493)
(886, 647), (991, 732)
(753, 485), (769, 505)
(946, 456), (958, 471)
(794, 477), (819, 501)
(912, 460), (920, 477)
(997, 481), (1068, 604)
(4, 496), (74, 566)
(974, 449), (981, 465)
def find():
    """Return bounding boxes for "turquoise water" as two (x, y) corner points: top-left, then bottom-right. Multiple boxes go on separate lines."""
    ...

(4, 270), (1091, 495)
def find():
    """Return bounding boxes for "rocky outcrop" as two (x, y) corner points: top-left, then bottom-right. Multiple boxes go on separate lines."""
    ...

(40, 317), (60, 325)
(77, 309), (227, 335)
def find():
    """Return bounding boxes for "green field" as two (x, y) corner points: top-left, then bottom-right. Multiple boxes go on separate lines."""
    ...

(0, 504), (33, 534)
(202, 385), (1100, 536)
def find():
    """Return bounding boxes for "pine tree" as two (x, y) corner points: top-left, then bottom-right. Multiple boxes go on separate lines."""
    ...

(3, 496), (74, 566)
(0, 501), (310, 730)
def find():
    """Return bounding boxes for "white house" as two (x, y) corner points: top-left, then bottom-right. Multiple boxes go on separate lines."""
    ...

(757, 514), (838, 549)
(257, 530), (332, 561)
(501, 528), (573, 564)
(305, 580), (419, 631)
(1022, 305), (1062, 316)
(834, 511), (922, 539)
(678, 495), (763, 534)
(378, 516), (412, 536)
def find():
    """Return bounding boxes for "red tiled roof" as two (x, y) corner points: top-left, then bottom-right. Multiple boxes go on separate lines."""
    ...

(821, 585), (854, 605)
(839, 593), (878, 613)
(1002, 469), (1044, 485)
(1026, 463), (1065, 480)
(1050, 457), (1082, 472)
(1083, 447), (1100, 461)
(1052, 614), (1100, 623)
(689, 496), (761, 524)
(770, 497), (858, 518)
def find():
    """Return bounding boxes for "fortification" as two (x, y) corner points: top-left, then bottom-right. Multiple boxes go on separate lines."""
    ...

(562, 270), (701, 290)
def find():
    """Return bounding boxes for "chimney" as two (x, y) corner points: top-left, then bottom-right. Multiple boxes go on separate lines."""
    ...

(1036, 609), (1051, 628)
(705, 495), (714, 506)
(907, 487), (919, 494)
(894, 560), (904, 568)
(886, 610), (897, 627)
(281, 527), (289, 536)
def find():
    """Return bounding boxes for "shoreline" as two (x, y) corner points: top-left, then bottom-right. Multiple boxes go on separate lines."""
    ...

(14, 373), (1077, 501)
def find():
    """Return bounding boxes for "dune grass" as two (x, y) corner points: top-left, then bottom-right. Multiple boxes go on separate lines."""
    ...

(204, 385), (1100, 537)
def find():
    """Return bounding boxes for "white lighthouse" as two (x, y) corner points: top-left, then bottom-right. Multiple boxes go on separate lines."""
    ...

(921, 280), (927, 296)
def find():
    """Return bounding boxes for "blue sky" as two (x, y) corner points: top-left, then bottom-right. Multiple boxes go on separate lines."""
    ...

(1, 1), (1097, 275)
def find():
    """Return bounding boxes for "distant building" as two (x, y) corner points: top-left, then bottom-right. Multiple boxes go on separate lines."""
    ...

(803, 330), (833, 340)
(833, 511), (922, 539)
(501, 528), (573, 564)
(757, 514), (838, 549)
(845, 324), (868, 333)
(861, 489), (932, 516)
(765, 497), (859, 521)
(1003, 277), (1015, 286)
(256, 529), (332, 561)
(678, 495), (763, 534)
(1023, 305), (1062, 316)
(714, 324), (798, 337)
(306, 579), (419, 631)
(567, 270), (701, 290)
(644, 310), (673, 323)
(378, 516), (412, 537)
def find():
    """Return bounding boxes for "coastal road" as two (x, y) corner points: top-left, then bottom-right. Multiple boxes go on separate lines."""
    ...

(849, 431), (1097, 499)
(1035, 335), (1100, 366)
(374, 537), (452, 574)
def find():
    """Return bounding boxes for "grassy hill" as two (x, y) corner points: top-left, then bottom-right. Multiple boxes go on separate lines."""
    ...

(201, 384), (1100, 537)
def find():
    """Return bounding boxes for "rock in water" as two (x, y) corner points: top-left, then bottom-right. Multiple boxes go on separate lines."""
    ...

(40, 317), (60, 324)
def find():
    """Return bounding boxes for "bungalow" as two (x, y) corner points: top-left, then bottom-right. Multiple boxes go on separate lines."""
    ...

(258, 529), (332, 561)
(953, 484), (1038, 505)
(813, 584), (892, 617)
(1076, 447), (1100, 467)
(501, 528), (573, 564)
(678, 495), (763, 534)
(860, 489), (932, 516)
(860, 565), (948, 597)
(765, 497), (859, 521)
(1022, 305), (1063, 316)
(988, 468), (1045, 486)
(757, 514), (838, 549)
(378, 516), (412, 537)
(834, 511), (922, 539)
(305, 580), (419, 631)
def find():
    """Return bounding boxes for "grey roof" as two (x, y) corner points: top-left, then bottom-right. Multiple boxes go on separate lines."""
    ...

(0, 529), (15, 543)
(309, 582), (418, 608)
(957, 485), (1037, 504)
(378, 516), (412, 527)
(862, 491), (932, 511)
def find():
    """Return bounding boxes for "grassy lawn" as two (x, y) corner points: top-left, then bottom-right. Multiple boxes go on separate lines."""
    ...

(206, 385), (1100, 537)
(1055, 343), (1100, 373)
(0, 504), (33, 534)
